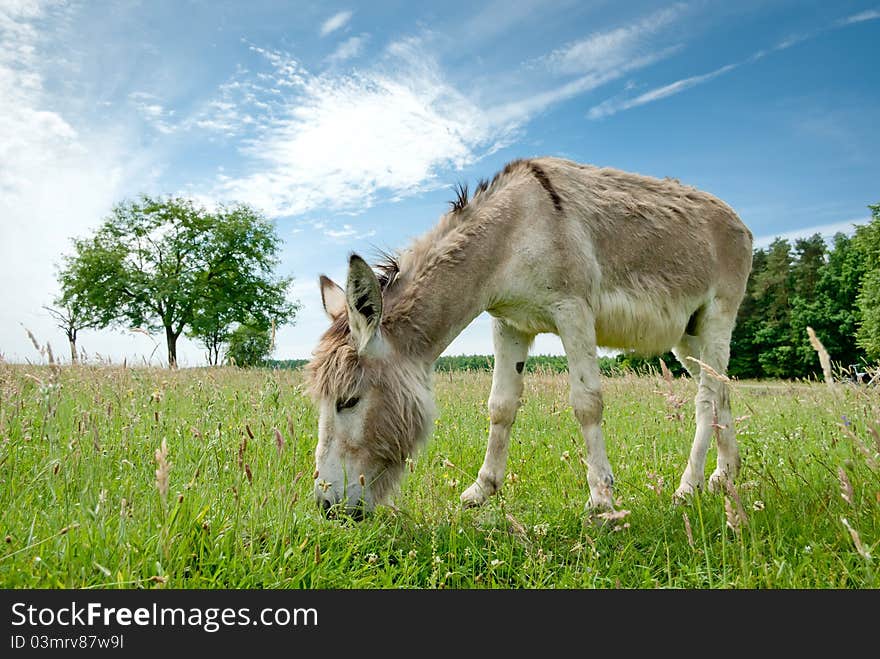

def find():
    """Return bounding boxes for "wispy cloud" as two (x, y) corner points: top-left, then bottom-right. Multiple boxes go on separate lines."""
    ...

(0, 0), (79, 200)
(192, 5), (695, 217)
(323, 223), (376, 240)
(495, 5), (687, 123)
(588, 62), (736, 119)
(327, 34), (367, 64)
(587, 9), (879, 120)
(540, 4), (686, 76)
(837, 9), (880, 25)
(497, 47), (681, 124)
(320, 10), (352, 37)
(0, 0), (158, 361)
(205, 40), (514, 218)
(128, 91), (176, 134)
(754, 218), (868, 249)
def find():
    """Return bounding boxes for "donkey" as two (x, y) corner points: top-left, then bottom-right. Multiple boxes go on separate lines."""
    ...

(307, 157), (753, 517)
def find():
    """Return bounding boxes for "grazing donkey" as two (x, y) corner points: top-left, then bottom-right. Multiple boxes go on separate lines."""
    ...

(308, 157), (752, 517)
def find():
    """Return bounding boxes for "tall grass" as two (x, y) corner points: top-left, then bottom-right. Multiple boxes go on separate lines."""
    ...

(0, 361), (877, 588)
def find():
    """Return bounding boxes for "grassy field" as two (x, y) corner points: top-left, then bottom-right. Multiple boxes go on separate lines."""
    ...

(1, 361), (877, 588)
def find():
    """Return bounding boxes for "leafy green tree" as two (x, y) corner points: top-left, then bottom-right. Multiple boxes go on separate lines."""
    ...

(186, 205), (299, 365)
(813, 232), (866, 369)
(854, 204), (880, 358)
(788, 234), (831, 377)
(791, 234), (826, 299)
(751, 238), (796, 377)
(59, 196), (296, 367)
(856, 269), (880, 359)
(226, 322), (273, 367)
(729, 248), (767, 378)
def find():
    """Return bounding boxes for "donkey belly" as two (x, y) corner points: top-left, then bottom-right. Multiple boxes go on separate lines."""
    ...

(594, 289), (697, 355)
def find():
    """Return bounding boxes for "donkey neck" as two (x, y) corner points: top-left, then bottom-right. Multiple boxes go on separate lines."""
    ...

(383, 209), (510, 362)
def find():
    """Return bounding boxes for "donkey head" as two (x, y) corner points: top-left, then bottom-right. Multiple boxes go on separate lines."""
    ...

(307, 254), (435, 518)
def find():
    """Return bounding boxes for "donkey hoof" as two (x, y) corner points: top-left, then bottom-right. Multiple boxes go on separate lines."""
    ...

(460, 482), (489, 508)
(586, 494), (615, 513)
(708, 471), (731, 494)
(673, 482), (702, 504)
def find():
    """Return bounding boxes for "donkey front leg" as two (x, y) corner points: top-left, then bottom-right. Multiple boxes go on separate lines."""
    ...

(554, 301), (615, 511)
(461, 319), (531, 508)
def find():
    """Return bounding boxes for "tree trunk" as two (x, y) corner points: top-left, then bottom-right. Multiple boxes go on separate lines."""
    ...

(165, 326), (178, 369)
(67, 328), (78, 364)
(212, 337), (223, 366)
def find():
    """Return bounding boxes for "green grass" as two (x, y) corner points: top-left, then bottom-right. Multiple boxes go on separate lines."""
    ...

(1, 362), (877, 588)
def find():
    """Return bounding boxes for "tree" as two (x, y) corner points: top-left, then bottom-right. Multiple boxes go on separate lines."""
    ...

(793, 233), (864, 370)
(751, 238), (796, 377)
(186, 205), (299, 365)
(729, 248), (767, 379)
(854, 204), (880, 359)
(59, 196), (296, 367)
(856, 269), (880, 359)
(226, 322), (273, 367)
(788, 234), (830, 377)
(42, 297), (99, 363)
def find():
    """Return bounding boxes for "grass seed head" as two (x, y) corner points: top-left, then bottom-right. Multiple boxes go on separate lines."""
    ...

(806, 326), (836, 391)
(838, 467), (854, 505)
(841, 517), (872, 561)
(682, 511), (694, 548)
(154, 438), (170, 504)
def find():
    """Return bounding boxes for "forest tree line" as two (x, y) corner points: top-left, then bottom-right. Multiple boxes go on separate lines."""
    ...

(729, 202), (880, 379)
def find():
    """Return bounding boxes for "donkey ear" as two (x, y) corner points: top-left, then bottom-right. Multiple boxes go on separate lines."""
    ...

(319, 275), (346, 320)
(346, 254), (383, 353)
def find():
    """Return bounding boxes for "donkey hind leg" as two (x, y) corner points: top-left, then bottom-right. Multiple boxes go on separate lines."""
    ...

(553, 300), (615, 511)
(673, 307), (740, 500)
(461, 319), (532, 508)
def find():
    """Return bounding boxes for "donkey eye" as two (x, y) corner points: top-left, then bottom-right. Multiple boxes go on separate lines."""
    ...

(336, 396), (360, 413)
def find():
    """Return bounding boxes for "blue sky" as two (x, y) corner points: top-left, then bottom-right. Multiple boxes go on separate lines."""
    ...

(1, 0), (878, 364)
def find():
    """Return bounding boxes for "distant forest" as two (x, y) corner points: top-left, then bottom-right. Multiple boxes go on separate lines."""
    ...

(270, 204), (880, 381)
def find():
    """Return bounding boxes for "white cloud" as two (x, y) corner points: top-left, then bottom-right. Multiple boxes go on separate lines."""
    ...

(774, 33), (810, 50)
(204, 6), (697, 217)
(320, 10), (352, 37)
(0, 1), (179, 364)
(494, 5), (687, 123)
(323, 223), (376, 240)
(327, 34), (366, 63)
(753, 218), (868, 250)
(128, 91), (176, 134)
(540, 4), (686, 76)
(584, 7), (880, 122)
(588, 62), (737, 119)
(496, 46), (681, 124)
(211, 41), (513, 218)
(838, 9), (880, 25)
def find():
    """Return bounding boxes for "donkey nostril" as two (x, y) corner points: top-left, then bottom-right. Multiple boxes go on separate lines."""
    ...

(320, 499), (331, 516)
